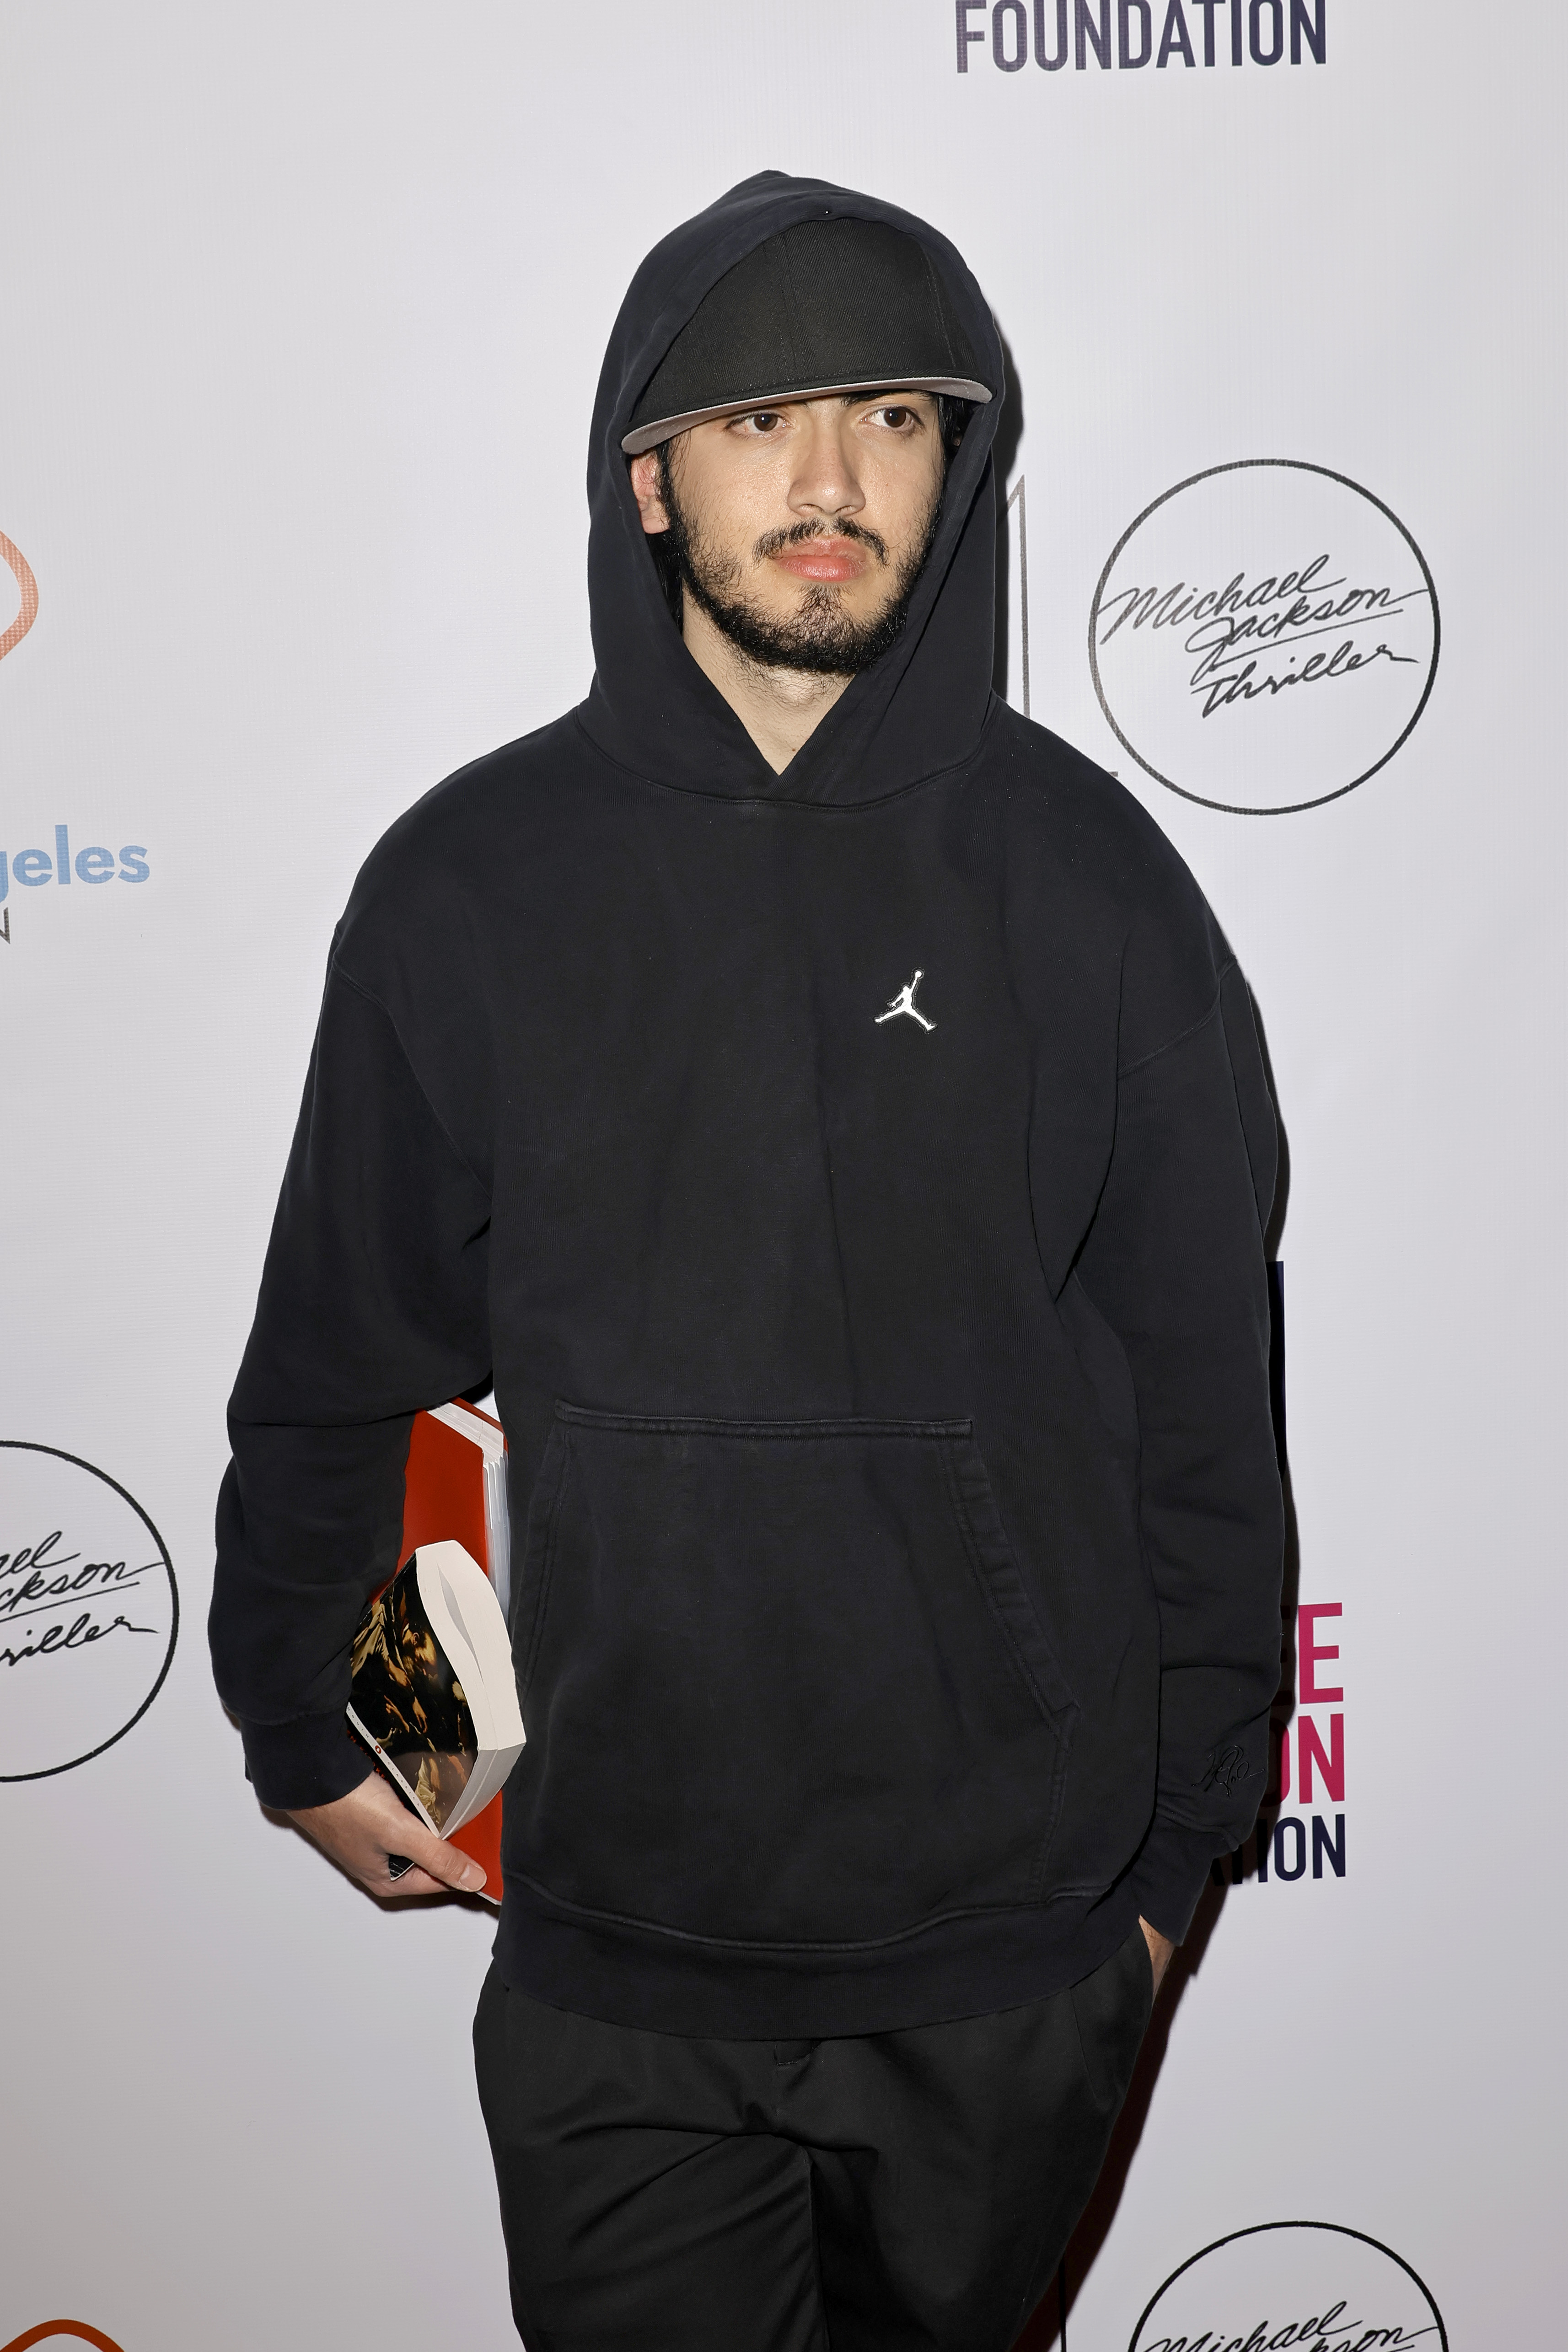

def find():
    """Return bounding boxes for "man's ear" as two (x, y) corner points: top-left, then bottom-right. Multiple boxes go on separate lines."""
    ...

(629, 450), (671, 536)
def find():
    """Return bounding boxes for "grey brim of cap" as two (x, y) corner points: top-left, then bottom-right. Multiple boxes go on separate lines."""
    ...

(620, 375), (993, 456)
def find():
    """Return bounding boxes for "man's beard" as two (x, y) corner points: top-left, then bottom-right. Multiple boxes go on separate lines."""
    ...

(659, 459), (941, 678)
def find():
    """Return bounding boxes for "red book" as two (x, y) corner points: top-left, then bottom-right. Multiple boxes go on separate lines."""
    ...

(400, 1401), (511, 1900)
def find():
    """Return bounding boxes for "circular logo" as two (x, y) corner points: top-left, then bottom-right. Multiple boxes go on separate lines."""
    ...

(1130, 2220), (1447, 2351)
(0, 1443), (177, 1782)
(0, 528), (40, 663)
(1, 2329), (128, 2352)
(1090, 461), (1439, 814)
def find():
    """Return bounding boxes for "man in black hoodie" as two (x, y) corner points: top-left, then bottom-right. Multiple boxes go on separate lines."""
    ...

(211, 173), (1283, 2349)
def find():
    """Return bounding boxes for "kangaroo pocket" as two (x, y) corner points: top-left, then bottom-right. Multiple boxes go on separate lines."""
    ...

(510, 1407), (1080, 1949)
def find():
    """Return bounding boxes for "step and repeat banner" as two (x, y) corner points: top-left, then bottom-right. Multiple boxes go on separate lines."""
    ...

(3, 5), (1558, 2346)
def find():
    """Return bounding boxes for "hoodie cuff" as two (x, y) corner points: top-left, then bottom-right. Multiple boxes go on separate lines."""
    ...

(1122, 1819), (1226, 1945)
(239, 1710), (374, 1812)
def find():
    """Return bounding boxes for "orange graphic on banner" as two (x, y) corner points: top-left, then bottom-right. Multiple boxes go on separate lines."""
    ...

(0, 530), (40, 661)
(1, 2326), (126, 2352)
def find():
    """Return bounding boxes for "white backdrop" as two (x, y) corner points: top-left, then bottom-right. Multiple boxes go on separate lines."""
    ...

(3, 5), (1562, 2345)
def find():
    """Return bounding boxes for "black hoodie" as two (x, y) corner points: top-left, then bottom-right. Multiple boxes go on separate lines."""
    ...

(211, 172), (1283, 2037)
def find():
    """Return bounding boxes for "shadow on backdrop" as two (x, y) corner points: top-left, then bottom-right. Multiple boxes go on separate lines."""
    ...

(989, 326), (1025, 708)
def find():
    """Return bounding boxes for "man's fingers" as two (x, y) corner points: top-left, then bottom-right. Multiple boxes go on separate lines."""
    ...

(374, 1851), (487, 1899)
(407, 1829), (487, 1895)
(1138, 1915), (1175, 1996)
(359, 1807), (486, 1897)
(374, 1859), (463, 1899)
(375, 1860), (446, 1898)
(286, 1774), (488, 1899)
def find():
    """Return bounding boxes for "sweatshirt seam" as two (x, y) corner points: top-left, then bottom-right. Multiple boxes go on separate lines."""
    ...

(919, 242), (960, 372)
(1116, 969), (1231, 1081)
(329, 959), (492, 1200)
(556, 1407), (973, 1438)
(510, 1872), (1105, 1955)
(569, 705), (996, 815)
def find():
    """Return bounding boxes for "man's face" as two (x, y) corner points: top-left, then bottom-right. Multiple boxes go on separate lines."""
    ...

(630, 392), (948, 677)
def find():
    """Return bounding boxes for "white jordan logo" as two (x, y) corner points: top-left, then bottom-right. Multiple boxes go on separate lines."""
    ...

(875, 971), (935, 1032)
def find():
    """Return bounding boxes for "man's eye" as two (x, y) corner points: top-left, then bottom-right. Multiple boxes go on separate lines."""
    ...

(740, 412), (783, 433)
(874, 406), (915, 429)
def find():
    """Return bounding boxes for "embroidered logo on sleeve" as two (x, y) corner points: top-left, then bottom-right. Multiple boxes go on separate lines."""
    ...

(874, 971), (935, 1032)
(1201, 1743), (1250, 1794)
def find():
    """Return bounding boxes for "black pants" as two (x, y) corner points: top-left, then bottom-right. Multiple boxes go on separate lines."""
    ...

(473, 1925), (1152, 2351)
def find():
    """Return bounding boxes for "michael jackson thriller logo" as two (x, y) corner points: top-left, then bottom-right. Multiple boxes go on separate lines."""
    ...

(0, 1444), (177, 1781)
(1090, 461), (1439, 814)
(1129, 2220), (1447, 2351)
(1, 2328), (130, 2352)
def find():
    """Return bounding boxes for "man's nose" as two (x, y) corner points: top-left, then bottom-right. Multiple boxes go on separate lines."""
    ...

(788, 413), (864, 522)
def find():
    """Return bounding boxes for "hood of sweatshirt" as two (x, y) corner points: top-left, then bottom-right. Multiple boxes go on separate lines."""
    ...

(579, 171), (1004, 806)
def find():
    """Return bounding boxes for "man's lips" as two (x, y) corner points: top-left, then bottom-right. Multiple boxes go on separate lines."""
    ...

(770, 537), (869, 583)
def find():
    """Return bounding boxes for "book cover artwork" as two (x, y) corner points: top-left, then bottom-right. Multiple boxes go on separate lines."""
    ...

(347, 1539), (523, 1841)
(349, 1557), (476, 1831)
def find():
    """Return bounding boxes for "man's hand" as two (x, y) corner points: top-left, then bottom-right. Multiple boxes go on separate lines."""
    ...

(286, 1772), (487, 1900)
(1138, 1916), (1175, 1998)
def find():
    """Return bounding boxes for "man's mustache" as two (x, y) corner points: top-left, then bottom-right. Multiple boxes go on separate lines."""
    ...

(752, 518), (890, 567)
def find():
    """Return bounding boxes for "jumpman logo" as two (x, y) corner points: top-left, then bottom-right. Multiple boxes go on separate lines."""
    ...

(874, 970), (935, 1031)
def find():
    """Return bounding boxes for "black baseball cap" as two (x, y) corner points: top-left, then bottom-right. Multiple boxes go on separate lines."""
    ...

(621, 216), (994, 456)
